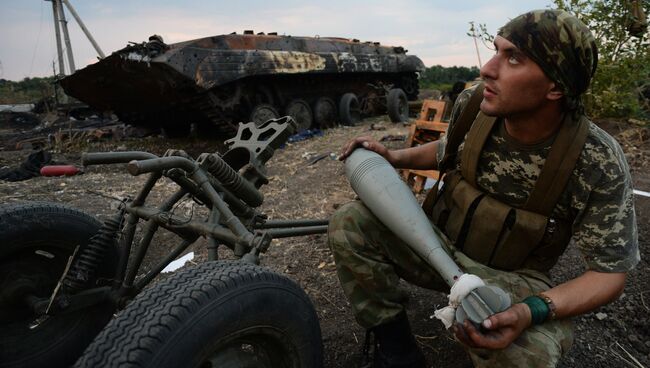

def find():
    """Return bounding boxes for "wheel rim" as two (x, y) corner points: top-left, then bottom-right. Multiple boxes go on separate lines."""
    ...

(0, 245), (95, 361)
(200, 327), (295, 368)
(0, 246), (67, 326)
(348, 99), (361, 125)
(313, 98), (337, 129)
(285, 100), (313, 132)
(400, 76), (418, 97)
(398, 97), (408, 120)
(250, 104), (279, 127)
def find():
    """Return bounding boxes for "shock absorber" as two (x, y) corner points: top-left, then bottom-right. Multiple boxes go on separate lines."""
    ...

(197, 153), (264, 207)
(62, 208), (124, 293)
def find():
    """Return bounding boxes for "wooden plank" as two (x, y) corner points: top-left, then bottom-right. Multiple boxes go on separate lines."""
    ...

(409, 169), (440, 179)
(403, 98), (449, 193)
(419, 100), (447, 122)
(414, 121), (448, 133)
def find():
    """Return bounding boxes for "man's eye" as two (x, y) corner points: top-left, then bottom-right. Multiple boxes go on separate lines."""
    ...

(508, 55), (520, 65)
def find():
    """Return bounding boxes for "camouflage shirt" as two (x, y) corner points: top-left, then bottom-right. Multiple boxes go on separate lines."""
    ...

(437, 87), (639, 272)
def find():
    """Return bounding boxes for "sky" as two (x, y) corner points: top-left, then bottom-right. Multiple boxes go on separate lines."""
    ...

(0, 0), (555, 81)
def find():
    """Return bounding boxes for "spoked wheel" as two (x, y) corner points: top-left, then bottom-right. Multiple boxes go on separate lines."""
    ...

(312, 97), (338, 129)
(249, 103), (280, 127)
(0, 202), (118, 368)
(285, 99), (314, 132)
(338, 93), (361, 126)
(386, 88), (409, 123)
(75, 261), (323, 368)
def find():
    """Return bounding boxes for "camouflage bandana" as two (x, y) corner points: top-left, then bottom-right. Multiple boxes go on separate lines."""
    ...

(498, 9), (598, 112)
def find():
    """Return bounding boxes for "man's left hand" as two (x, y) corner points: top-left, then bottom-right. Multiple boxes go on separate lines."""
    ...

(453, 303), (532, 349)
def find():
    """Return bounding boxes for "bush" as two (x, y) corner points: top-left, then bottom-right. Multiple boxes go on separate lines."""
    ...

(554, 0), (649, 119)
(0, 76), (55, 104)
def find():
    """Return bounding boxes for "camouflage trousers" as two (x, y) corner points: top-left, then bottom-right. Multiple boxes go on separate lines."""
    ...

(328, 201), (574, 368)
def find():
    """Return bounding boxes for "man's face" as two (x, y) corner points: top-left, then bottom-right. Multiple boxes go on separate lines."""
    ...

(479, 36), (558, 118)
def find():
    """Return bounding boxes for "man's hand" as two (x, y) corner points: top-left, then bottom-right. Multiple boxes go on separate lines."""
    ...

(453, 303), (532, 349)
(339, 135), (440, 170)
(339, 136), (393, 163)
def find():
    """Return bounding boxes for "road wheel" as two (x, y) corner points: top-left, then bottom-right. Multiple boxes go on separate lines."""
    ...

(249, 103), (280, 127)
(387, 88), (409, 123)
(0, 202), (118, 368)
(339, 93), (361, 126)
(285, 99), (313, 132)
(75, 261), (323, 368)
(400, 75), (419, 100)
(313, 97), (338, 129)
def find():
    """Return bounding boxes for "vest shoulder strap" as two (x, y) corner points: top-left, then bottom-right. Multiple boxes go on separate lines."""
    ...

(460, 112), (497, 187)
(438, 83), (485, 172)
(524, 115), (590, 215)
(422, 83), (485, 214)
(460, 113), (590, 217)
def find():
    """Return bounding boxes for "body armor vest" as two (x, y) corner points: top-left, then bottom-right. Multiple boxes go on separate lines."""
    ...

(423, 87), (590, 272)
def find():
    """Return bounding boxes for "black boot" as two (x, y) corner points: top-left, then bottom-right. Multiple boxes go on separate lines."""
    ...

(364, 312), (426, 368)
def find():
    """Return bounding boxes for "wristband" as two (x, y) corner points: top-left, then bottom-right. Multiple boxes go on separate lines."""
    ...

(522, 296), (550, 325)
(537, 292), (557, 320)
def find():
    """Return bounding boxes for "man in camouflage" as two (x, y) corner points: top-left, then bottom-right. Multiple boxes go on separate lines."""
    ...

(330, 9), (639, 368)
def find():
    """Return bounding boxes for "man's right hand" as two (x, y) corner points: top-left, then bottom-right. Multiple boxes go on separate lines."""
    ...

(339, 136), (393, 163)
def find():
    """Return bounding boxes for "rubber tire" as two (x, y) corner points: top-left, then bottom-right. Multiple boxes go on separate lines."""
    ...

(387, 88), (409, 123)
(249, 103), (280, 127)
(75, 261), (323, 368)
(285, 99), (314, 132)
(312, 97), (338, 129)
(339, 93), (361, 126)
(0, 202), (118, 368)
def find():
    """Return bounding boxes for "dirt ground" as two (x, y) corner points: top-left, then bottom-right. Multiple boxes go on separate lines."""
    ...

(1, 115), (649, 367)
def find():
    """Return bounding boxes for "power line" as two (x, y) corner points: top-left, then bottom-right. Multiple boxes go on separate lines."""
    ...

(28, 0), (46, 77)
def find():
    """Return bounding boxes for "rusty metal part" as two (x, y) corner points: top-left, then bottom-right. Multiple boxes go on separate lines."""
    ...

(284, 99), (313, 131)
(58, 33), (425, 135)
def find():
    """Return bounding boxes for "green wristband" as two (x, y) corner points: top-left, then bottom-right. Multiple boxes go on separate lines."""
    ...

(522, 296), (550, 325)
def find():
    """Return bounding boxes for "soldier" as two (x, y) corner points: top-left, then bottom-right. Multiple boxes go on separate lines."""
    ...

(330, 9), (639, 368)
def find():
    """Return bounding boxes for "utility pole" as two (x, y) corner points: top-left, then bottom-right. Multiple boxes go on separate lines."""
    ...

(50, 0), (65, 76)
(55, 0), (76, 73)
(469, 22), (482, 69)
(47, 0), (105, 76)
(61, 0), (105, 58)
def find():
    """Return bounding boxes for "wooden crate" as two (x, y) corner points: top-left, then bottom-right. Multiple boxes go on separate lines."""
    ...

(402, 99), (449, 193)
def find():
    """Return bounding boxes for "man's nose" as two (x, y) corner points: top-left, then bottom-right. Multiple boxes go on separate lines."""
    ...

(480, 55), (498, 80)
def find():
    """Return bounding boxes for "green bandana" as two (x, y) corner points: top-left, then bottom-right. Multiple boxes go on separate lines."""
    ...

(498, 9), (598, 112)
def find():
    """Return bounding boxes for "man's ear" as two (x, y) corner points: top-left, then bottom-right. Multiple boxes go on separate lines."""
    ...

(547, 83), (564, 101)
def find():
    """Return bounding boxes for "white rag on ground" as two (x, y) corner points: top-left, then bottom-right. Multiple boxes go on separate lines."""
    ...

(433, 273), (485, 329)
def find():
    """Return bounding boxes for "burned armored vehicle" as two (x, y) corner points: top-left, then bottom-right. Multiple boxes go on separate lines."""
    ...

(59, 32), (425, 136)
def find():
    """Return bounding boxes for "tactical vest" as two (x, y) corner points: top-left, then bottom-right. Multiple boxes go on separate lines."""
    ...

(423, 84), (590, 272)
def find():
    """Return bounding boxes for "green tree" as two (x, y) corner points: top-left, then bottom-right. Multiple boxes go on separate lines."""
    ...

(553, 0), (649, 118)
(469, 1), (649, 119)
(0, 76), (55, 104)
(419, 65), (480, 91)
